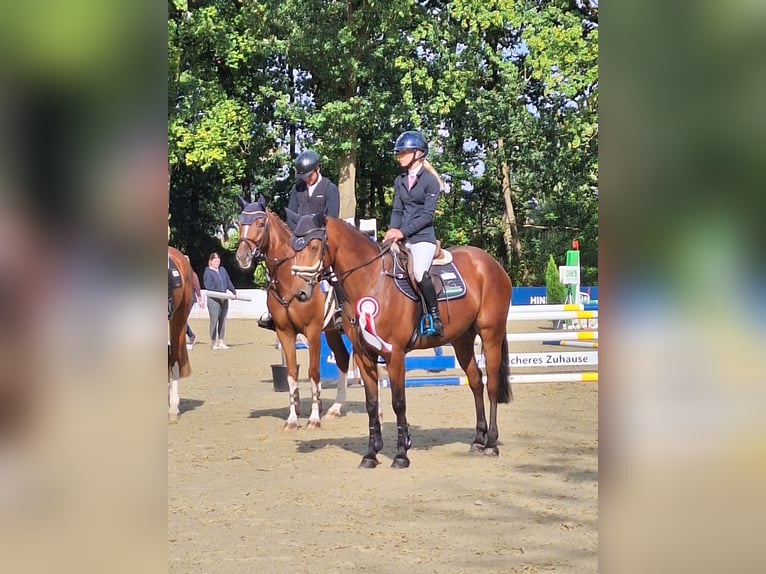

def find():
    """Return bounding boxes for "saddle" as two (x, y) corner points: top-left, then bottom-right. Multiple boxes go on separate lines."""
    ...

(390, 241), (467, 302)
(168, 257), (183, 318)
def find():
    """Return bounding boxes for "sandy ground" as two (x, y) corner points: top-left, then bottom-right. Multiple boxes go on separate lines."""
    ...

(168, 318), (598, 573)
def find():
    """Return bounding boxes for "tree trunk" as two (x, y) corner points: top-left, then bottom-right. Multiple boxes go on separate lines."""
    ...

(497, 138), (523, 265)
(338, 136), (357, 221)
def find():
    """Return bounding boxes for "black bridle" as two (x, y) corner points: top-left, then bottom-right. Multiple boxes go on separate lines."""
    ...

(237, 209), (301, 308)
(237, 210), (269, 262)
(292, 228), (393, 286)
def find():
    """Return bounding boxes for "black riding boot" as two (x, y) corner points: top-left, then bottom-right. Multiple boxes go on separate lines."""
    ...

(417, 273), (443, 337)
(329, 271), (346, 330)
(332, 290), (345, 330)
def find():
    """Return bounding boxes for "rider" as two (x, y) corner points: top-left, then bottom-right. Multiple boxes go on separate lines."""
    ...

(257, 150), (345, 331)
(382, 130), (443, 337)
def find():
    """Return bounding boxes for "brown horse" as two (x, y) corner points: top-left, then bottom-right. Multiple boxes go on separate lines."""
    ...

(168, 246), (193, 423)
(234, 196), (351, 430)
(289, 213), (513, 468)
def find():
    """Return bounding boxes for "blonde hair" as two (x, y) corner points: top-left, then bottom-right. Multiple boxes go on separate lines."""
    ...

(422, 159), (445, 192)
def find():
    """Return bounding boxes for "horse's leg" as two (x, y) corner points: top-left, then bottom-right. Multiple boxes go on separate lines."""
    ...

(480, 334), (510, 457)
(387, 348), (412, 469)
(168, 361), (180, 424)
(305, 327), (324, 429)
(275, 328), (301, 431)
(324, 329), (350, 419)
(356, 350), (383, 468)
(452, 331), (489, 452)
(168, 311), (187, 424)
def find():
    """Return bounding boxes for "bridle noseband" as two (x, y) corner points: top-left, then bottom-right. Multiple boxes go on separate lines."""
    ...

(237, 211), (269, 261)
(291, 229), (328, 285)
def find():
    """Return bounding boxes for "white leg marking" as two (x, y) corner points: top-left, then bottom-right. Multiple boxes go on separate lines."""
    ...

(284, 376), (300, 430)
(325, 369), (347, 418)
(308, 377), (322, 428)
(168, 361), (181, 420)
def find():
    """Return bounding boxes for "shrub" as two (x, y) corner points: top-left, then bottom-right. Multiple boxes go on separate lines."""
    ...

(545, 254), (567, 304)
(253, 261), (268, 289)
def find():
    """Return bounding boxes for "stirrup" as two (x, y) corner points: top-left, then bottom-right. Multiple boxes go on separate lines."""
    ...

(419, 314), (437, 336)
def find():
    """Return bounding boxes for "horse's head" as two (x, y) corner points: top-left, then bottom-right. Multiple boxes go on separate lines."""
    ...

(289, 210), (328, 302)
(235, 194), (268, 269)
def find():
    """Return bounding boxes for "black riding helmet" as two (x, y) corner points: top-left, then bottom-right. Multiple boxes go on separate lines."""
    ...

(393, 130), (428, 157)
(295, 150), (321, 180)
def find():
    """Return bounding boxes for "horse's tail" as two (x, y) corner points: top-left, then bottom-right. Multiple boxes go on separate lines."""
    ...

(497, 336), (512, 403)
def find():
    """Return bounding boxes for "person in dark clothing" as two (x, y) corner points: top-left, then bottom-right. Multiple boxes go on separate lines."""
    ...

(285, 150), (340, 230)
(185, 256), (203, 347)
(383, 130), (443, 336)
(258, 149), (345, 331)
(203, 252), (237, 349)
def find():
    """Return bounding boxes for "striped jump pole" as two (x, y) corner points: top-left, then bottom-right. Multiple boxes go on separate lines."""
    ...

(504, 310), (598, 321)
(543, 340), (599, 349)
(508, 303), (598, 313)
(504, 331), (598, 343)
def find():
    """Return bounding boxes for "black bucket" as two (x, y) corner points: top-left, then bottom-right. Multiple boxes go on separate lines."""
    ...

(270, 364), (298, 392)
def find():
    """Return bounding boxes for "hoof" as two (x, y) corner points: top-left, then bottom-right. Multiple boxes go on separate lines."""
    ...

(469, 443), (486, 453)
(323, 407), (342, 420)
(358, 457), (379, 469)
(168, 413), (179, 424)
(306, 419), (321, 430)
(483, 446), (500, 457)
(282, 421), (300, 431)
(391, 456), (410, 469)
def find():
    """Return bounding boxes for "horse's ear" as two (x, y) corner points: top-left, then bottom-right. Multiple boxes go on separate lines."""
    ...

(285, 207), (299, 230)
(236, 195), (248, 209)
(258, 194), (267, 206)
(313, 211), (326, 228)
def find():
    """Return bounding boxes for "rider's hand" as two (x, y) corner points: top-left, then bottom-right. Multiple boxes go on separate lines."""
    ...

(383, 228), (403, 243)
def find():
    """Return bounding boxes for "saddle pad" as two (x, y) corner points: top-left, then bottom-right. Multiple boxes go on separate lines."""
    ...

(392, 256), (467, 302)
(168, 257), (183, 288)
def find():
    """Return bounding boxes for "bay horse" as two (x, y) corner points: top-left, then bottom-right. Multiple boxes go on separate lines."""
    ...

(234, 196), (351, 430)
(168, 246), (193, 423)
(289, 213), (513, 468)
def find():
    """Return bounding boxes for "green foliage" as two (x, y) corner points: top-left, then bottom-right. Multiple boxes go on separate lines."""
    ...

(167, 1), (598, 288)
(545, 255), (567, 304)
(252, 261), (268, 289)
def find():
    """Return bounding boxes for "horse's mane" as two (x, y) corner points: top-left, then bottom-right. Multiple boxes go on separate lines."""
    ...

(266, 208), (292, 236)
(328, 216), (383, 256)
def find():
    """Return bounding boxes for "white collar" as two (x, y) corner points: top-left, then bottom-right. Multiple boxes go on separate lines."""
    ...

(307, 173), (323, 196)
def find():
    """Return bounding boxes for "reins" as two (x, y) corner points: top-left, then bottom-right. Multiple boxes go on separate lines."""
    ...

(334, 241), (392, 282)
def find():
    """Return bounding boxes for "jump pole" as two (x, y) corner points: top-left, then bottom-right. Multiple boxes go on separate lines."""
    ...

(508, 303), (598, 313)
(382, 372), (598, 387)
(543, 340), (599, 349)
(201, 290), (252, 301)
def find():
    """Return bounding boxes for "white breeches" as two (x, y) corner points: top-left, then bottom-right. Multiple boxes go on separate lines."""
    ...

(405, 241), (437, 282)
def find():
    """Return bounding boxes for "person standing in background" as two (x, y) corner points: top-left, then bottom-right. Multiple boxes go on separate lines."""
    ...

(185, 255), (203, 348)
(203, 252), (236, 349)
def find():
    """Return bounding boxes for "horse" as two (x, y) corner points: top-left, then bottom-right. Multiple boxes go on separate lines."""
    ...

(168, 246), (194, 423)
(234, 196), (352, 430)
(289, 213), (513, 468)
